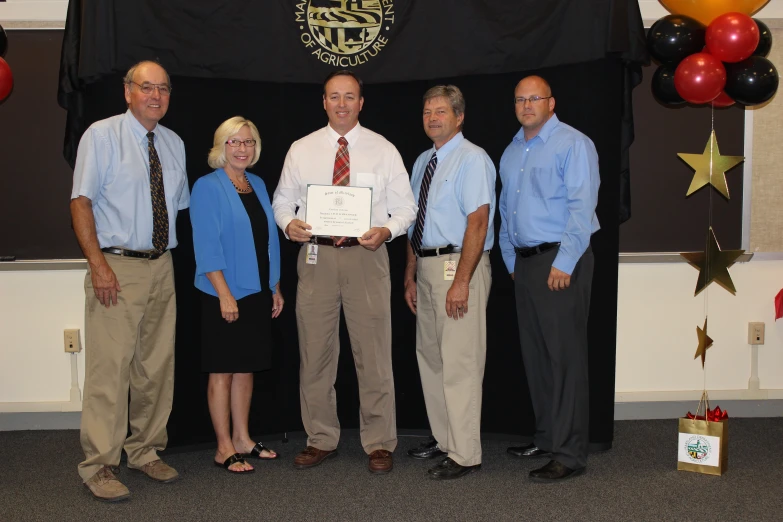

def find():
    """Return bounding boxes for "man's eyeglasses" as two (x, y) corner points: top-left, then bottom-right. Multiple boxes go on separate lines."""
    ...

(129, 81), (172, 96)
(514, 96), (552, 104)
(226, 139), (257, 148)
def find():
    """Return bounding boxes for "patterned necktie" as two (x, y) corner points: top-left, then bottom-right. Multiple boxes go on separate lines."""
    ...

(410, 151), (438, 255)
(333, 136), (350, 186)
(147, 131), (169, 253)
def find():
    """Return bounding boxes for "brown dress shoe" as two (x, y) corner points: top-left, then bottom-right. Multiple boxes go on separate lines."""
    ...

(84, 466), (130, 502)
(128, 459), (180, 483)
(294, 446), (337, 469)
(368, 449), (393, 474)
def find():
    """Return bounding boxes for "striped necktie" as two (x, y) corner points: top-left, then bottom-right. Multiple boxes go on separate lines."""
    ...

(410, 151), (438, 255)
(333, 136), (350, 186)
(147, 131), (169, 253)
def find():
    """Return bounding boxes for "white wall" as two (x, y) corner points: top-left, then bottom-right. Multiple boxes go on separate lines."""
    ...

(0, 268), (85, 409)
(0, 0), (67, 22)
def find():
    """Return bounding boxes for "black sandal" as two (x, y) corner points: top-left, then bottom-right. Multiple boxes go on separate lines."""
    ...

(247, 442), (279, 460)
(215, 453), (255, 473)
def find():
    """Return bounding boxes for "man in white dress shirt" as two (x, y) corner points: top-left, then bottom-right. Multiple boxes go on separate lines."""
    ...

(272, 70), (416, 474)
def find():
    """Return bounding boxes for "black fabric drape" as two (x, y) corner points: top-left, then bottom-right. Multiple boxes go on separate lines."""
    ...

(56, 1), (647, 449)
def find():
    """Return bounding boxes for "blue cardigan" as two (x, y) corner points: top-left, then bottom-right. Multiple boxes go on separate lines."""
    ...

(191, 169), (281, 299)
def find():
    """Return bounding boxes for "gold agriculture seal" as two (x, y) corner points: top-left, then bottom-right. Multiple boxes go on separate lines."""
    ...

(295, 0), (395, 67)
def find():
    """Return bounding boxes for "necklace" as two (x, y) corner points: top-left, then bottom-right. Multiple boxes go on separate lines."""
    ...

(230, 173), (252, 193)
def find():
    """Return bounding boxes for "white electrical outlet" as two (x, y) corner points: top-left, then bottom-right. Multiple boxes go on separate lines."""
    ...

(64, 329), (81, 353)
(748, 322), (765, 345)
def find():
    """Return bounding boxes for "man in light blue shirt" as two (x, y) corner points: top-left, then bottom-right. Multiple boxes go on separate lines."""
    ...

(70, 60), (189, 501)
(403, 85), (495, 480)
(499, 75), (599, 482)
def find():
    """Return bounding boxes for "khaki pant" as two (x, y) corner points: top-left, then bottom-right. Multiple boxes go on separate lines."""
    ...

(78, 251), (177, 481)
(416, 252), (491, 466)
(295, 243), (396, 454)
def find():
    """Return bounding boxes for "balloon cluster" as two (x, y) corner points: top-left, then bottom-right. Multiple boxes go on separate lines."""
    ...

(0, 24), (12, 102)
(648, 5), (777, 108)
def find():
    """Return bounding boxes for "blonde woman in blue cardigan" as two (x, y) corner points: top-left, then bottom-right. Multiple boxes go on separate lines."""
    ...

(191, 116), (282, 474)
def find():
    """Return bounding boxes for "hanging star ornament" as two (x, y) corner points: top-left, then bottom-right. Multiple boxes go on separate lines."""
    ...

(677, 130), (744, 199)
(680, 227), (744, 296)
(694, 317), (714, 368)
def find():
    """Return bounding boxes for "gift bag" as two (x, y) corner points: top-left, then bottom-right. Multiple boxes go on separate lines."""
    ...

(677, 393), (728, 476)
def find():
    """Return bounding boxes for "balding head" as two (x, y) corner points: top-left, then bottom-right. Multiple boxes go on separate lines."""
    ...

(514, 75), (555, 140)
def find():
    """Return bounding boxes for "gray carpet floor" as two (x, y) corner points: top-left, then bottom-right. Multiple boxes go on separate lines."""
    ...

(1, 418), (781, 521)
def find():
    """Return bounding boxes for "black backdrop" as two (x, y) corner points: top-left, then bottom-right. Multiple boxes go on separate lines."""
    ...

(43, 0), (650, 451)
(75, 58), (624, 449)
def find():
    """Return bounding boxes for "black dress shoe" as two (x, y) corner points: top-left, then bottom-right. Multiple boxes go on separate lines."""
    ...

(407, 438), (446, 460)
(507, 443), (551, 458)
(529, 460), (585, 483)
(428, 457), (480, 480)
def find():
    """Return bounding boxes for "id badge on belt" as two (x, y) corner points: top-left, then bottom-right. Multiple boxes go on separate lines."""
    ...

(306, 243), (318, 265)
(444, 260), (457, 280)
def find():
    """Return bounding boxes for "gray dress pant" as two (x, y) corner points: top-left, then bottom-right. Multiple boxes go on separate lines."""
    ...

(514, 246), (593, 470)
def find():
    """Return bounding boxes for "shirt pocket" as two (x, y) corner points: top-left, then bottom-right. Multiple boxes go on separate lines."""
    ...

(353, 172), (383, 203)
(163, 167), (187, 209)
(529, 167), (554, 200)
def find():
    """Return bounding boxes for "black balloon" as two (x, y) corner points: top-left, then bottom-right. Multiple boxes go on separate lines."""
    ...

(752, 19), (772, 57)
(724, 56), (779, 106)
(0, 24), (8, 58)
(647, 15), (706, 65)
(651, 65), (686, 105)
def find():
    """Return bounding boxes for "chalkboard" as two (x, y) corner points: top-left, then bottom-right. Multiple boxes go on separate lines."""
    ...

(0, 30), (82, 259)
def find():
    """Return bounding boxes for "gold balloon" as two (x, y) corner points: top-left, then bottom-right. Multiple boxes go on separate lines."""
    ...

(660, 0), (770, 26)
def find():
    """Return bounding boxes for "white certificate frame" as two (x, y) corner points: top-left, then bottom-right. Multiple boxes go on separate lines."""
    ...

(305, 184), (373, 238)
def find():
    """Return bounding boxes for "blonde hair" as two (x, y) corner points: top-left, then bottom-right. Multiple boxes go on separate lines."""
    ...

(208, 116), (262, 169)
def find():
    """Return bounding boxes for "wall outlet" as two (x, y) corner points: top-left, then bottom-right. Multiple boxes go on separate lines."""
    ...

(748, 322), (765, 345)
(64, 329), (81, 353)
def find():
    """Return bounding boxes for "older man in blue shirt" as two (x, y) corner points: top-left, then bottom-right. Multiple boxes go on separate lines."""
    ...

(404, 85), (495, 480)
(71, 60), (189, 501)
(499, 75), (599, 482)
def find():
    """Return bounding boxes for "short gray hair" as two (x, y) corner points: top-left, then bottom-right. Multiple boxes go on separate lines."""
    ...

(123, 60), (171, 88)
(208, 116), (262, 169)
(423, 85), (465, 127)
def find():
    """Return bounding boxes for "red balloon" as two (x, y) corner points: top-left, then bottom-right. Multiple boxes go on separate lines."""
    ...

(0, 57), (12, 101)
(706, 12), (760, 63)
(712, 91), (735, 108)
(674, 53), (727, 104)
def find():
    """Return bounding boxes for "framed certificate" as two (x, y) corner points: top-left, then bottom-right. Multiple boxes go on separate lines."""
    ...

(305, 184), (373, 237)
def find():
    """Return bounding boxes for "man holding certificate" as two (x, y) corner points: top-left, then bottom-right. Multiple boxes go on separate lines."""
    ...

(403, 85), (496, 480)
(272, 70), (416, 474)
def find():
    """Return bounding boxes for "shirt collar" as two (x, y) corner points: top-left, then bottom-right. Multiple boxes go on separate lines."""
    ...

(124, 109), (160, 145)
(513, 113), (560, 145)
(326, 122), (362, 148)
(431, 131), (463, 162)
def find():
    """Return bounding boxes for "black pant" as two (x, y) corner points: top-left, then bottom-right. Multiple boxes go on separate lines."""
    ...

(514, 246), (593, 469)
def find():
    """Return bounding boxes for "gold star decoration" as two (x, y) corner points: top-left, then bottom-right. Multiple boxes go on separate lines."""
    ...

(680, 227), (744, 296)
(677, 130), (744, 200)
(694, 317), (714, 368)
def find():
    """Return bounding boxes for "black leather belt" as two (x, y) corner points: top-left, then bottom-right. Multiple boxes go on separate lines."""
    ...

(101, 247), (166, 260)
(312, 236), (360, 248)
(418, 245), (462, 258)
(514, 242), (560, 258)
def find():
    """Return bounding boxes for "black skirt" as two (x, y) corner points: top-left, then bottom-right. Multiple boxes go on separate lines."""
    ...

(200, 290), (272, 373)
(200, 190), (273, 373)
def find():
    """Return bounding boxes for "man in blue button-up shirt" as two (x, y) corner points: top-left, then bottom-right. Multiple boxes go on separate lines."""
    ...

(499, 75), (599, 482)
(403, 85), (495, 480)
(71, 61), (189, 500)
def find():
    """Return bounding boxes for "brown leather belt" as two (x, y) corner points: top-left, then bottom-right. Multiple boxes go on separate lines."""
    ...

(101, 247), (166, 260)
(312, 236), (361, 248)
